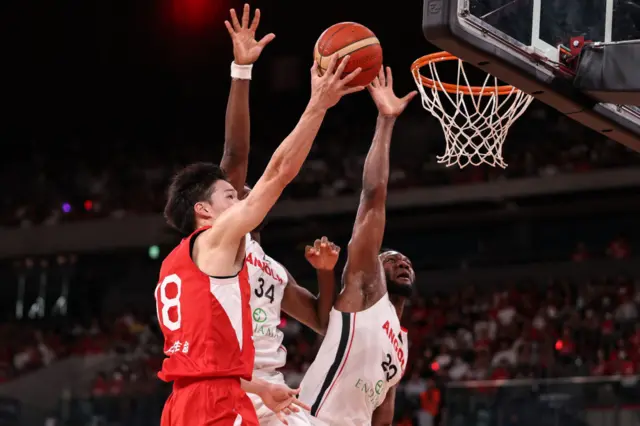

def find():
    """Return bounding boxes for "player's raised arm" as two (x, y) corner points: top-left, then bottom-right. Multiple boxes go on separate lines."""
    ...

(281, 237), (340, 334)
(221, 4), (274, 194)
(344, 67), (417, 281)
(207, 57), (364, 247)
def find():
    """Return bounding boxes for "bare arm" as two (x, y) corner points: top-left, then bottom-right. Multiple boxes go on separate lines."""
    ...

(372, 386), (397, 426)
(200, 57), (363, 274)
(220, 5), (274, 194)
(212, 103), (327, 244)
(241, 376), (274, 395)
(207, 57), (362, 244)
(281, 237), (339, 334)
(343, 115), (395, 280)
(343, 67), (417, 293)
(220, 78), (251, 193)
(282, 269), (337, 335)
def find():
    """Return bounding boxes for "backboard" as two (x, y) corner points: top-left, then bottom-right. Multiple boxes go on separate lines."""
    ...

(422, 0), (640, 151)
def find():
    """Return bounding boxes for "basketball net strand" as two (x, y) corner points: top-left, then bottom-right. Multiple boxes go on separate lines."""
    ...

(412, 59), (534, 169)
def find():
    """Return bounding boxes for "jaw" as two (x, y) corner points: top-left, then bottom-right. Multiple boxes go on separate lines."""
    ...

(387, 280), (413, 298)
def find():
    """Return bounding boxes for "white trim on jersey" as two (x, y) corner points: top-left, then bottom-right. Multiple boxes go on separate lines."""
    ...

(311, 312), (357, 417)
(210, 276), (244, 350)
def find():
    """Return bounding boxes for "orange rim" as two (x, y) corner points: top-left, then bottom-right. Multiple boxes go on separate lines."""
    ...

(411, 52), (516, 96)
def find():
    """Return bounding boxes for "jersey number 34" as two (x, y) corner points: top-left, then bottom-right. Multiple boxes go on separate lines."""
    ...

(254, 277), (275, 303)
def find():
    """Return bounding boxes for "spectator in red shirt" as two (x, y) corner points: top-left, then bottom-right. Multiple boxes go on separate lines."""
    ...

(613, 350), (636, 375)
(91, 372), (109, 397)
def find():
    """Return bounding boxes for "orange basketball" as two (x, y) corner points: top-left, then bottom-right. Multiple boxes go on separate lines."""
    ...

(314, 22), (383, 87)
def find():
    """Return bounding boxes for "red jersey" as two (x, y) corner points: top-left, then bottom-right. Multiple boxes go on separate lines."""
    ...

(154, 227), (255, 382)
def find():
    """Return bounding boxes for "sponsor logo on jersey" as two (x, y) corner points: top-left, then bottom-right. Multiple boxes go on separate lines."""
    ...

(354, 378), (385, 406)
(253, 308), (268, 323)
(382, 320), (406, 369)
(253, 324), (284, 339)
(246, 252), (284, 284)
(166, 340), (189, 355)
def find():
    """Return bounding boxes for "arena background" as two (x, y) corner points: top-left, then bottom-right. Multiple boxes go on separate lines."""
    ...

(2, 0), (640, 425)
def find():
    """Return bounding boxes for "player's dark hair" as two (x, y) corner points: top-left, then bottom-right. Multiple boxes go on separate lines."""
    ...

(164, 162), (228, 235)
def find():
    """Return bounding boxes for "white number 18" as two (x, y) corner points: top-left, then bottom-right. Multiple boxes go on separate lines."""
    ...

(155, 274), (182, 331)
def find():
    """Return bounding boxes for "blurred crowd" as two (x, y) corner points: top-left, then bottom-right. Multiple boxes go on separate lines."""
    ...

(0, 315), (161, 386)
(2, 106), (639, 228)
(0, 237), (636, 425)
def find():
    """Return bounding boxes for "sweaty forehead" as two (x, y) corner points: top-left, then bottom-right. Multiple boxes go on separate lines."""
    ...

(381, 251), (408, 261)
(381, 251), (399, 258)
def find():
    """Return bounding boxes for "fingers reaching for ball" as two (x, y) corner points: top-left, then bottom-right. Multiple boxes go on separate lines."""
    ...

(367, 65), (418, 118)
(313, 22), (382, 87)
(310, 55), (365, 109)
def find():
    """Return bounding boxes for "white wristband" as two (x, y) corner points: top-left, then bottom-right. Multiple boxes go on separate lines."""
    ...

(231, 61), (253, 80)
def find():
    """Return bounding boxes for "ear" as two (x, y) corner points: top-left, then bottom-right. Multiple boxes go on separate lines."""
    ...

(194, 201), (211, 218)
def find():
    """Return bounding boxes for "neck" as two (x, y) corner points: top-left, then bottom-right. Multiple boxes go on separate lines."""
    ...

(390, 294), (406, 320)
(195, 218), (214, 230)
(250, 231), (261, 244)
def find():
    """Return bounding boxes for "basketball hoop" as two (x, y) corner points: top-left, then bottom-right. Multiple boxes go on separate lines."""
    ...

(411, 52), (534, 169)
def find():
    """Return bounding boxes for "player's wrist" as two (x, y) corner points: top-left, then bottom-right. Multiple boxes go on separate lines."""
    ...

(241, 377), (269, 396)
(306, 97), (329, 114)
(231, 61), (253, 80)
(377, 113), (398, 122)
(255, 381), (275, 399)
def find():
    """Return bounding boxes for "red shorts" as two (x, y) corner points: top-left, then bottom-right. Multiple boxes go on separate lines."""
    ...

(161, 377), (259, 426)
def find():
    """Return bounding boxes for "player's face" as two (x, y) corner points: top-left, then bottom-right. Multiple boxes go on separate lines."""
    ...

(380, 251), (415, 298)
(207, 179), (239, 217)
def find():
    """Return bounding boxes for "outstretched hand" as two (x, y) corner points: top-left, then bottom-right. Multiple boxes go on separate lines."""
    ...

(309, 55), (366, 111)
(225, 4), (275, 65)
(305, 236), (340, 271)
(368, 66), (417, 118)
(259, 383), (310, 425)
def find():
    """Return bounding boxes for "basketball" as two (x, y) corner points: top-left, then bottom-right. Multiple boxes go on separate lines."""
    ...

(314, 22), (383, 87)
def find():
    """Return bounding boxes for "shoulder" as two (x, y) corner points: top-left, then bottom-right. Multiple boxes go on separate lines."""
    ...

(161, 234), (196, 269)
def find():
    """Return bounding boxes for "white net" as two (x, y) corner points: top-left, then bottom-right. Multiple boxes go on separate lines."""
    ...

(411, 55), (534, 169)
